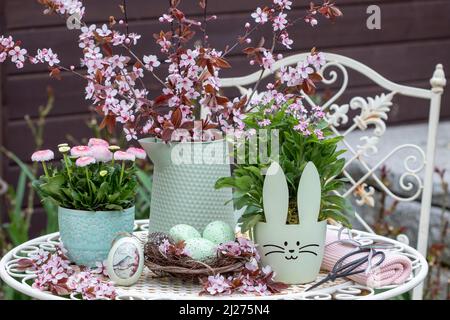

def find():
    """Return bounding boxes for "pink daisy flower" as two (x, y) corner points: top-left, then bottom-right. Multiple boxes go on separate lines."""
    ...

(31, 149), (54, 162)
(90, 145), (112, 162)
(88, 138), (109, 147)
(126, 147), (146, 160)
(70, 146), (91, 158)
(75, 156), (96, 167)
(114, 151), (136, 161)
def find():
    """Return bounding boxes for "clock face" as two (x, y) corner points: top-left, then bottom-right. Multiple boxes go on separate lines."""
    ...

(112, 242), (141, 279)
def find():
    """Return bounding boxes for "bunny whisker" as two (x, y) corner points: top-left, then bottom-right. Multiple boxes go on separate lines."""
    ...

(298, 244), (319, 250)
(263, 244), (285, 250)
(265, 251), (285, 256)
(298, 250), (318, 256)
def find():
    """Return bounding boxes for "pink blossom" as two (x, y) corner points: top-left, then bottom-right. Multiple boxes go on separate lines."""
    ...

(251, 7), (268, 24)
(31, 149), (54, 162)
(127, 33), (141, 45)
(9, 46), (27, 63)
(47, 0), (85, 17)
(274, 0), (292, 10)
(244, 259), (259, 272)
(126, 147), (146, 160)
(218, 241), (242, 257)
(254, 283), (270, 295)
(261, 265), (273, 275)
(314, 129), (324, 140)
(0, 35), (13, 47)
(158, 239), (171, 254)
(175, 76), (194, 92)
(88, 138), (109, 147)
(142, 55), (160, 71)
(156, 36), (171, 53)
(75, 156), (96, 167)
(280, 33), (293, 49)
(96, 24), (112, 37)
(308, 52), (326, 69)
(133, 65), (144, 78)
(113, 151), (136, 161)
(305, 16), (318, 27)
(70, 145), (92, 157)
(90, 145), (113, 162)
(204, 275), (231, 295)
(108, 55), (128, 70)
(29, 249), (50, 265)
(124, 127), (138, 141)
(91, 261), (109, 277)
(313, 105), (325, 119)
(261, 51), (275, 71)
(111, 32), (125, 46)
(185, 88), (200, 100)
(142, 120), (154, 134)
(272, 12), (288, 31)
(84, 82), (95, 100)
(298, 61), (314, 79)
(258, 119), (271, 127)
(159, 13), (174, 23)
(43, 48), (60, 66)
(294, 120), (309, 132)
(180, 49), (198, 68)
(0, 52), (7, 63)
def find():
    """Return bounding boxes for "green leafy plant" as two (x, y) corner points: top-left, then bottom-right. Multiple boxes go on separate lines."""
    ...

(0, 89), (58, 300)
(31, 143), (139, 211)
(216, 101), (352, 232)
(135, 167), (152, 219)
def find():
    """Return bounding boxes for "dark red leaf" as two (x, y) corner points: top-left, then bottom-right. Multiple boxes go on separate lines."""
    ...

(171, 107), (182, 128)
(49, 67), (61, 80)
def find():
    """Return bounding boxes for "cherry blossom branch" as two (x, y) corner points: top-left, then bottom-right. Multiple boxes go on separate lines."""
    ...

(120, 44), (167, 88)
(245, 33), (278, 111)
(222, 25), (258, 58)
(121, 0), (130, 36)
(201, 0), (209, 47)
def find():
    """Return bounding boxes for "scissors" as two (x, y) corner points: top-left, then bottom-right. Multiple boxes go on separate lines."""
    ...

(305, 247), (385, 292)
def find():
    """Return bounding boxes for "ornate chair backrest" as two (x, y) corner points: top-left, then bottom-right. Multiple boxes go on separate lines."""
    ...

(221, 52), (446, 299)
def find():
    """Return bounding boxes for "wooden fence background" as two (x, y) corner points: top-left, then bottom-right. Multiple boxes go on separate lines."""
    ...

(0, 0), (449, 231)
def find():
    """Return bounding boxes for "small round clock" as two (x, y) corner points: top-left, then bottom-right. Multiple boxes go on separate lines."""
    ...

(106, 235), (144, 286)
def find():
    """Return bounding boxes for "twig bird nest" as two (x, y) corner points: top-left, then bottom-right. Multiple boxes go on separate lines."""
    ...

(144, 232), (247, 282)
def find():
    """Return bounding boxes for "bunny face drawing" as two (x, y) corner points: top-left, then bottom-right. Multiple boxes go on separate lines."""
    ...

(254, 161), (327, 284)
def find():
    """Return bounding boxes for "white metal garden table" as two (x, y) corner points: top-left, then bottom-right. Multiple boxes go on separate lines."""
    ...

(0, 219), (428, 300)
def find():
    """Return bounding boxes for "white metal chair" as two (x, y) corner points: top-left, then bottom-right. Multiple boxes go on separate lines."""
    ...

(221, 52), (446, 300)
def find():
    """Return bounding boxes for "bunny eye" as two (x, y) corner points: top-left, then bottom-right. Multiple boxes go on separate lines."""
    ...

(284, 241), (288, 246)
(296, 241), (300, 246)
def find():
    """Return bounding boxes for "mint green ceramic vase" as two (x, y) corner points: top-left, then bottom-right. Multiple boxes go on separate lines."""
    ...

(139, 138), (235, 234)
(58, 206), (135, 267)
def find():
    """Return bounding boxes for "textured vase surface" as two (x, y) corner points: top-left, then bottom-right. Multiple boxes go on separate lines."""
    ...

(58, 206), (135, 267)
(139, 138), (235, 234)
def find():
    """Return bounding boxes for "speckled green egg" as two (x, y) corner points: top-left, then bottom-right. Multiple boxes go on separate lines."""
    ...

(202, 221), (235, 245)
(184, 238), (217, 262)
(169, 224), (201, 243)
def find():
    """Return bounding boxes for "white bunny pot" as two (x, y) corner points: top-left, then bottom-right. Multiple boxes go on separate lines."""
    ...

(254, 161), (327, 284)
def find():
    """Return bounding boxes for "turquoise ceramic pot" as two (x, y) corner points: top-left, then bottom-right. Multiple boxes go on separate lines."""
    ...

(139, 138), (235, 234)
(58, 206), (135, 267)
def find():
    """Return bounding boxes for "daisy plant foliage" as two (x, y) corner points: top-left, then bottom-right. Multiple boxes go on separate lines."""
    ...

(31, 138), (146, 211)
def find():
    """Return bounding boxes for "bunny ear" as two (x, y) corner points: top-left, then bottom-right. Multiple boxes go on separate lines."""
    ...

(297, 162), (321, 225)
(263, 161), (289, 225)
